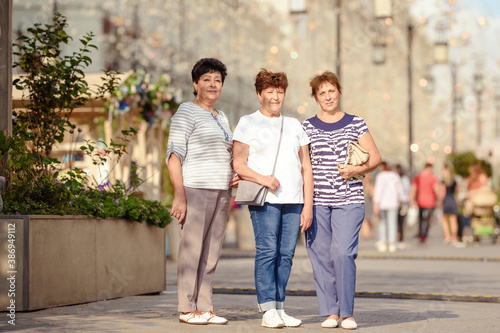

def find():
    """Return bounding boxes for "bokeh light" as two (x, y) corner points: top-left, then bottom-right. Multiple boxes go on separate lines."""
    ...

(410, 143), (419, 152)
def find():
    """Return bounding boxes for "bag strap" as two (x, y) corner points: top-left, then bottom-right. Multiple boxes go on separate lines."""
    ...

(270, 116), (284, 176)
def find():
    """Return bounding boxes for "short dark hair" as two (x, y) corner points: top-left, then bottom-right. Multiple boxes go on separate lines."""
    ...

(191, 58), (227, 96)
(309, 71), (342, 98)
(254, 68), (288, 95)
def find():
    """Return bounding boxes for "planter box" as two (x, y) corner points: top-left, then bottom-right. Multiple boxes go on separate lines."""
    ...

(0, 215), (166, 311)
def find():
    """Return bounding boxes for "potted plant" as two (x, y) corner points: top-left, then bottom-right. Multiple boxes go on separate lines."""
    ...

(0, 13), (171, 311)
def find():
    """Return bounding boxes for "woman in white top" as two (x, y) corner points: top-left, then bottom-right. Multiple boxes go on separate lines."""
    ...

(166, 58), (239, 325)
(373, 161), (404, 252)
(233, 69), (314, 329)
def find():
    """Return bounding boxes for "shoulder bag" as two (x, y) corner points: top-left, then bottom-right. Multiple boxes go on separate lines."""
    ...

(235, 116), (284, 206)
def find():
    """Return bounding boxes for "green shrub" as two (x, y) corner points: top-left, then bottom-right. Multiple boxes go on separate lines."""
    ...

(1, 13), (170, 227)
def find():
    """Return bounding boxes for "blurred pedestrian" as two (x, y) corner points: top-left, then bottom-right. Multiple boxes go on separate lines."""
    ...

(373, 161), (404, 252)
(302, 71), (381, 330)
(394, 164), (411, 249)
(410, 163), (439, 243)
(438, 165), (460, 245)
(462, 162), (490, 243)
(233, 68), (314, 329)
(166, 58), (239, 325)
(466, 162), (488, 198)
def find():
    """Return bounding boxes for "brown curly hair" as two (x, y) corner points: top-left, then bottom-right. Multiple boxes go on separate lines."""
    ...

(254, 69), (288, 95)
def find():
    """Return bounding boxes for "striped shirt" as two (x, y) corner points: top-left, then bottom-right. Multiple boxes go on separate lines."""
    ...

(302, 113), (368, 206)
(166, 101), (233, 190)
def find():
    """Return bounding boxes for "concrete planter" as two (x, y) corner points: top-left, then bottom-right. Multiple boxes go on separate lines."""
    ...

(0, 215), (166, 311)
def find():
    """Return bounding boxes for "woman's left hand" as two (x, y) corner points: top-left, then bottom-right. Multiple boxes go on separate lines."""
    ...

(300, 206), (313, 233)
(229, 174), (240, 188)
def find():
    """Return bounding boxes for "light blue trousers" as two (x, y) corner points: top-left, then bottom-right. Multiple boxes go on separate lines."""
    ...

(378, 208), (398, 244)
(305, 204), (365, 318)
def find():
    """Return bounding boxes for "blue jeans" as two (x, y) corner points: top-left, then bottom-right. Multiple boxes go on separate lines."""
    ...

(249, 203), (302, 312)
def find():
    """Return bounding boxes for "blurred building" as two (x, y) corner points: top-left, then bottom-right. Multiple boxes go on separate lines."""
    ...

(12, 0), (500, 184)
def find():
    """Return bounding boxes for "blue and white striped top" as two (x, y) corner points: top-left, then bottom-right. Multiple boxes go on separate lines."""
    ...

(166, 101), (233, 190)
(302, 113), (368, 206)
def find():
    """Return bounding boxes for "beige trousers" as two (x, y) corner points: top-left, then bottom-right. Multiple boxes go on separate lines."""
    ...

(177, 187), (231, 312)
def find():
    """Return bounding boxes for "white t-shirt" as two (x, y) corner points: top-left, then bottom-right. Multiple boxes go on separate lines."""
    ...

(373, 170), (404, 210)
(233, 111), (310, 204)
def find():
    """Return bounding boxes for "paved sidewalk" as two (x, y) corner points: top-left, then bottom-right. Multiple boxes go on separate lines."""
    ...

(3, 224), (500, 332)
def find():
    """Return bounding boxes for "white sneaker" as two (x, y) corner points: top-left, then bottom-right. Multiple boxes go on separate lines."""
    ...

(261, 308), (284, 328)
(277, 309), (302, 327)
(200, 311), (228, 325)
(179, 311), (207, 325)
(388, 244), (396, 253)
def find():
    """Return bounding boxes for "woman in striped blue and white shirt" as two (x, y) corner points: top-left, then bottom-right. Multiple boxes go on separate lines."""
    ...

(302, 71), (381, 330)
(166, 58), (239, 326)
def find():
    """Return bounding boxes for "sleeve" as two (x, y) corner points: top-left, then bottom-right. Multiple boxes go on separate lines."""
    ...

(232, 116), (250, 145)
(296, 119), (310, 146)
(356, 117), (369, 139)
(165, 105), (195, 166)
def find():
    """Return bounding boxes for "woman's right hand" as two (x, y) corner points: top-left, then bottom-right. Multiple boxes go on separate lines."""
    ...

(171, 195), (187, 224)
(264, 175), (280, 193)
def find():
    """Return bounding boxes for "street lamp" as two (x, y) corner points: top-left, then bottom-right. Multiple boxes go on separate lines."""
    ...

(433, 41), (448, 64)
(289, 0), (307, 14)
(374, 0), (449, 177)
(374, 0), (392, 19)
(406, 27), (448, 176)
(473, 72), (483, 146)
(372, 42), (386, 64)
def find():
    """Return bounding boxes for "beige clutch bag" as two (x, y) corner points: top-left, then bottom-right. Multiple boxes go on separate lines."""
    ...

(338, 141), (369, 180)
